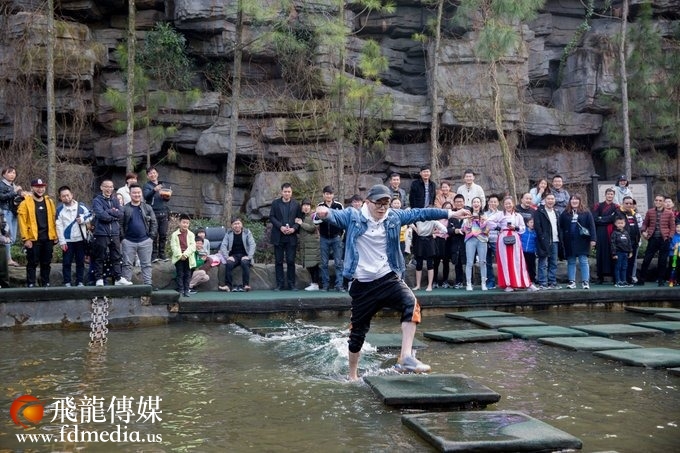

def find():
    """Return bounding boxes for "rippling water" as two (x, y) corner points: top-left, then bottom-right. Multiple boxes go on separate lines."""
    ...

(1, 308), (679, 452)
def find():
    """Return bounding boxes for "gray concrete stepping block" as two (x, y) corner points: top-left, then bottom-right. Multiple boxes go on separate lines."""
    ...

(594, 347), (680, 368)
(668, 367), (680, 376)
(571, 323), (661, 338)
(498, 325), (589, 339)
(470, 316), (547, 329)
(446, 310), (517, 320)
(656, 312), (680, 321)
(402, 411), (583, 452)
(630, 321), (680, 333)
(538, 336), (643, 351)
(365, 333), (426, 351)
(423, 329), (513, 343)
(624, 306), (680, 314)
(363, 374), (501, 409)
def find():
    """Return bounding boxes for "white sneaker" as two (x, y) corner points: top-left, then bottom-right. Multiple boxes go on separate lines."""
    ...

(582, 281), (590, 289)
(528, 284), (539, 291)
(566, 281), (577, 289)
(304, 283), (320, 291)
(95, 279), (104, 286)
(466, 284), (473, 291)
(115, 277), (133, 286)
(395, 355), (431, 373)
(481, 284), (488, 291)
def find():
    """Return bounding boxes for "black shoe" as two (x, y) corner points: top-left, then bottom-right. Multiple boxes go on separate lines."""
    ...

(274, 287), (282, 291)
(291, 287), (299, 291)
(335, 286), (346, 293)
(183, 291), (190, 297)
(658, 281), (666, 287)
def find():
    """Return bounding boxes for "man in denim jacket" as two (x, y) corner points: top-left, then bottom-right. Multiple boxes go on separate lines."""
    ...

(316, 184), (470, 381)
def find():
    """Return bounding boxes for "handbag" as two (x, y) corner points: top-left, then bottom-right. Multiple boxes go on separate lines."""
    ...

(576, 221), (590, 238)
(502, 235), (516, 245)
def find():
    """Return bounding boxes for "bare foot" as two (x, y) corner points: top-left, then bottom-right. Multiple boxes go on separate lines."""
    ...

(348, 374), (360, 382)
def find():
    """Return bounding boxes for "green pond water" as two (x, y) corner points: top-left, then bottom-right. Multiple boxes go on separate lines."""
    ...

(1, 308), (679, 452)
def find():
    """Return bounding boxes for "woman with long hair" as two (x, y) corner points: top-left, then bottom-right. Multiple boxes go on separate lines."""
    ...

(462, 197), (488, 290)
(487, 196), (537, 292)
(559, 194), (596, 289)
(483, 194), (500, 289)
(0, 166), (24, 266)
(529, 178), (550, 207)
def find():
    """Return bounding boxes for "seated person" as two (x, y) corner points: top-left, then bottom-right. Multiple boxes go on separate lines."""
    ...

(188, 238), (216, 293)
(218, 218), (256, 292)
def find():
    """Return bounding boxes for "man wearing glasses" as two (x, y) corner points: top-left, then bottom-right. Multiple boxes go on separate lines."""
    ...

(639, 195), (676, 286)
(315, 184), (470, 381)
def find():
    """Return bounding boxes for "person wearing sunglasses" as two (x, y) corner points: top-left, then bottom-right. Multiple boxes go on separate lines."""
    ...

(315, 184), (470, 381)
(639, 195), (676, 286)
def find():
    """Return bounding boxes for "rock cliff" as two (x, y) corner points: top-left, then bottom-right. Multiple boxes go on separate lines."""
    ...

(0, 0), (678, 217)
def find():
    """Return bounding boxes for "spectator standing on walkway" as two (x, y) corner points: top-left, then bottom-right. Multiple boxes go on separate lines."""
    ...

(550, 175), (570, 216)
(619, 197), (642, 285)
(170, 214), (195, 297)
(559, 194), (596, 289)
(520, 217), (537, 283)
(516, 192), (535, 224)
(120, 184), (157, 287)
(318, 186), (345, 292)
(387, 172), (408, 208)
(534, 193), (561, 289)
(529, 178), (550, 207)
(296, 199), (321, 291)
(434, 181), (455, 208)
(270, 182), (300, 291)
(613, 175), (633, 206)
(487, 196), (538, 292)
(639, 194), (676, 286)
(448, 195), (467, 289)
(0, 166), (25, 267)
(592, 188), (619, 284)
(0, 212), (8, 287)
(17, 178), (57, 287)
(611, 216), (634, 287)
(411, 212), (447, 292)
(484, 195), (500, 289)
(314, 184), (470, 381)
(92, 180), (131, 287)
(56, 186), (92, 287)
(409, 165), (436, 209)
(143, 166), (170, 262)
(218, 218), (256, 292)
(116, 172), (137, 206)
(456, 169), (485, 208)
(462, 197), (489, 291)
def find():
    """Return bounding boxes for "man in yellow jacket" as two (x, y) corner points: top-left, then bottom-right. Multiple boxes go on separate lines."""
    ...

(17, 178), (57, 287)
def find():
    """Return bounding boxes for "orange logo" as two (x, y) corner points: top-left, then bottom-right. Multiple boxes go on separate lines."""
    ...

(10, 395), (45, 428)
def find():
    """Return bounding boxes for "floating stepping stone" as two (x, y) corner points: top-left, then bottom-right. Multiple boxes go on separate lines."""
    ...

(365, 333), (426, 351)
(538, 336), (643, 351)
(445, 310), (516, 320)
(594, 347), (680, 368)
(624, 306), (680, 314)
(423, 329), (513, 343)
(498, 325), (589, 339)
(364, 374), (500, 409)
(656, 312), (680, 321)
(235, 319), (295, 336)
(469, 316), (547, 329)
(668, 368), (680, 377)
(571, 323), (660, 338)
(402, 411), (582, 453)
(630, 321), (680, 333)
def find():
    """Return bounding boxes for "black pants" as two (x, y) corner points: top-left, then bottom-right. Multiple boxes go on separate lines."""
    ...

(274, 240), (297, 289)
(93, 235), (122, 280)
(640, 236), (670, 283)
(152, 211), (169, 260)
(524, 251), (536, 282)
(25, 239), (54, 286)
(175, 259), (190, 293)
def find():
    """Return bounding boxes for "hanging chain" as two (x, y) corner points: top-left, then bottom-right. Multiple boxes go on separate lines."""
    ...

(89, 296), (109, 347)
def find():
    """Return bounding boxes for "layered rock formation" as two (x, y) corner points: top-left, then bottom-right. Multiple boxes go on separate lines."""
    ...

(0, 0), (678, 218)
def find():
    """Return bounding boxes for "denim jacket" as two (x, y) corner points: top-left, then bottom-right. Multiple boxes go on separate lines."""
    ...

(326, 207), (450, 279)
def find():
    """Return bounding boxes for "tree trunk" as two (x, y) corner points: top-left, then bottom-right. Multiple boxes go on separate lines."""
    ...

(335, 0), (346, 200)
(223, 0), (243, 223)
(619, 0), (632, 180)
(491, 61), (516, 200)
(428, 0), (444, 180)
(126, 0), (136, 173)
(46, 0), (56, 196)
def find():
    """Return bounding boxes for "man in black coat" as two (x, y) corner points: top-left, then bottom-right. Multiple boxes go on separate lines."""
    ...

(409, 165), (437, 209)
(533, 193), (561, 289)
(269, 182), (301, 290)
